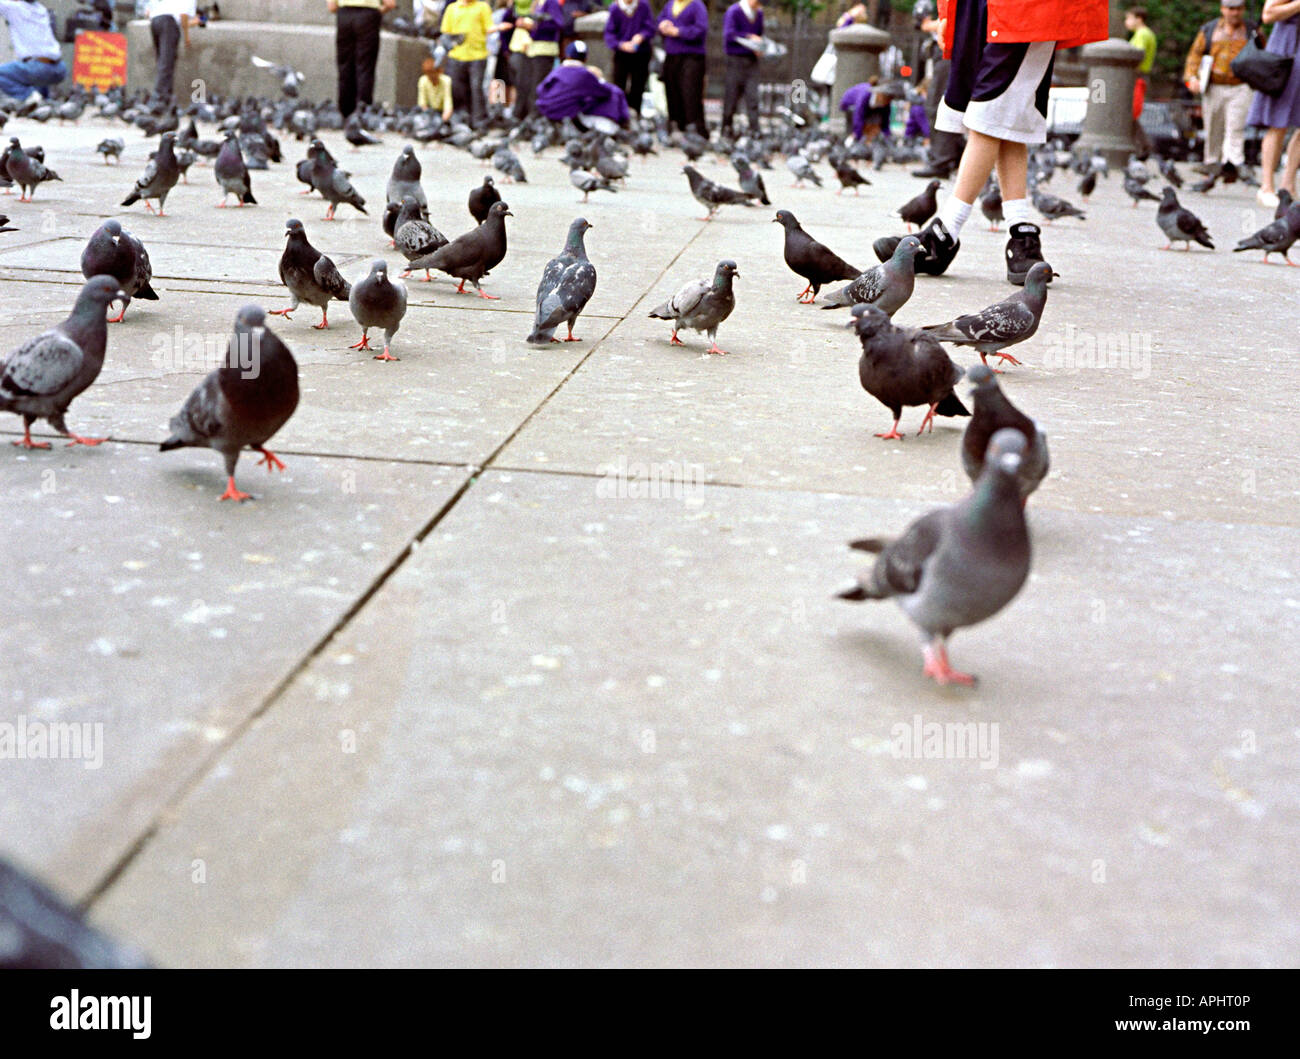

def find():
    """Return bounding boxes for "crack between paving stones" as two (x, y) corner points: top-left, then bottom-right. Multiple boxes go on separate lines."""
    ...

(79, 224), (709, 913)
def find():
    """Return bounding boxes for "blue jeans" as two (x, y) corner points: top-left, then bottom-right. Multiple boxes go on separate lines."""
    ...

(0, 58), (68, 101)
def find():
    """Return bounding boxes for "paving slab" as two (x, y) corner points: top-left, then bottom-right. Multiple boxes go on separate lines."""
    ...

(91, 471), (1299, 966)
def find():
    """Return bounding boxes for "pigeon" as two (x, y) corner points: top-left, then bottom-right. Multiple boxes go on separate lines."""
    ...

(569, 166), (617, 202)
(1233, 201), (1300, 263)
(836, 428), (1032, 686)
(79, 220), (157, 323)
(307, 140), (367, 219)
(821, 235), (922, 316)
(648, 259), (739, 354)
(468, 174), (500, 222)
(5, 139), (60, 202)
(174, 148), (196, 183)
(786, 151), (823, 187)
(682, 164), (758, 220)
(732, 154), (770, 205)
(345, 111), (382, 148)
(0, 276), (123, 449)
(96, 137), (124, 165)
(850, 304), (968, 439)
(1076, 168), (1097, 201)
(527, 218), (597, 345)
(0, 213), (15, 234)
(387, 145), (426, 210)
(407, 200), (511, 298)
(1030, 186), (1085, 222)
(1156, 187), (1213, 250)
(493, 147), (527, 183)
(977, 178), (998, 229)
(0, 856), (150, 969)
(773, 209), (860, 303)
(832, 156), (871, 195)
(121, 132), (180, 215)
(348, 260), (408, 361)
(159, 305), (300, 500)
(1275, 188), (1294, 220)
(251, 55), (305, 97)
(394, 196), (448, 279)
(897, 179), (941, 230)
(1157, 157), (1182, 189)
(269, 219), (352, 329)
(1123, 172), (1160, 206)
(922, 262), (1057, 369)
(214, 132), (257, 207)
(961, 364), (1049, 503)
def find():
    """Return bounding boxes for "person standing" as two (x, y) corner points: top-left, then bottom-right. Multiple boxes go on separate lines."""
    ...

(330, 0), (396, 120)
(721, 0), (763, 137)
(490, 0), (516, 108)
(1247, 0), (1300, 206)
(146, 0), (195, 108)
(509, 0), (536, 117)
(442, 0), (497, 125)
(1184, 0), (1254, 182)
(0, 1), (67, 102)
(1125, 7), (1156, 119)
(604, 0), (654, 118)
(517, 0), (564, 118)
(911, 0), (963, 178)
(658, 0), (708, 135)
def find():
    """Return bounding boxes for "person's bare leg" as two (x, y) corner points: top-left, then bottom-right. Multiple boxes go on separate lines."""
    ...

(1282, 129), (1300, 195)
(994, 139), (1028, 201)
(952, 129), (1003, 204)
(1260, 127), (1284, 193)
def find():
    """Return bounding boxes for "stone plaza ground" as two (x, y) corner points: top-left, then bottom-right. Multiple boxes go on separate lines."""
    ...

(1, 116), (1296, 966)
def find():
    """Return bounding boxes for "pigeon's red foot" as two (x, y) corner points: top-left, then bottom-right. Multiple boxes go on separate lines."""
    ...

(705, 343), (728, 355)
(421, 271), (433, 282)
(12, 434), (51, 449)
(216, 201), (228, 208)
(65, 434), (106, 447)
(373, 349), (399, 361)
(349, 334), (372, 350)
(476, 289), (499, 300)
(312, 314), (329, 330)
(923, 643), (976, 686)
(219, 478), (252, 502)
(874, 423), (905, 441)
(669, 333), (684, 346)
(996, 352), (1023, 367)
(256, 449), (285, 472)
(917, 405), (938, 434)
(143, 201), (156, 213)
(563, 334), (581, 342)
(268, 308), (294, 319)
(107, 307), (126, 324)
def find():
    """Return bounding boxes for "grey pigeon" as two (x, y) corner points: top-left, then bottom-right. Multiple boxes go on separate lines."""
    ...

(345, 111), (381, 148)
(408, 200), (510, 298)
(836, 428), (1032, 686)
(5, 138), (60, 201)
(897, 179), (941, 229)
(832, 156), (871, 195)
(979, 178), (1003, 229)
(1076, 168), (1097, 201)
(96, 137), (124, 165)
(821, 235), (921, 316)
(121, 132), (179, 215)
(1030, 186), (1085, 222)
(786, 151), (822, 187)
(648, 259), (738, 354)
(961, 364), (1050, 502)
(682, 164), (758, 220)
(308, 140), (367, 219)
(922, 262), (1057, 369)
(774, 209), (860, 303)
(468, 175), (500, 222)
(0, 276), (123, 448)
(270, 218), (352, 329)
(569, 166), (617, 202)
(79, 219), (157, 323)
(349, 260), (408, 361)
(386, 145), (426, 211)
(214, 133), (257, 207)
(732, 154), (770, 204)
(1233, 201), (1300, 263)
(1123, 172), (1160, 206)
(527, 218), (597, 345)
(394, 196), (448, 279)
(159, 305), (300, 500)
(493, 147), (527, 183)
(850, 304), (968, 439)
(251, 55), (305, 97)
(1156, 187), (1213, 250)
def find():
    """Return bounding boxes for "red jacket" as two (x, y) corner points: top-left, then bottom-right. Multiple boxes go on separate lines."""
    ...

(939, 0), (1109, 56)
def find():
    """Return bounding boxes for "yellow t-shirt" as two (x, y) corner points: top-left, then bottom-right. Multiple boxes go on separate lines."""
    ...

(418, 72), (452, 112)
(442, 1), (494, 62)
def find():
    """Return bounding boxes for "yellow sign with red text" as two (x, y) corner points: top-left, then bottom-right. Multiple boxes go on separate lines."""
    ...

(73, 31), (127, 90)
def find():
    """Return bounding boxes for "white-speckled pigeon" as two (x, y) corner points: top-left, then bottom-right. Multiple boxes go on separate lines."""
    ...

(821, 235), (921, 315)
(921, 262), (1056, 368)
(527, 218), (597, 345)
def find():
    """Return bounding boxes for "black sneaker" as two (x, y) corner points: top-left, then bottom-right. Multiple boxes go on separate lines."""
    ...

(1220, 160), (1238, 184)
(910, 161), (955, 179)
(914, 218), (960, 275)
(1006, 222), (1048, 286)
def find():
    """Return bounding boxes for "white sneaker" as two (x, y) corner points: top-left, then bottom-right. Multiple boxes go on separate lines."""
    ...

(1257, 189), (1280, 208)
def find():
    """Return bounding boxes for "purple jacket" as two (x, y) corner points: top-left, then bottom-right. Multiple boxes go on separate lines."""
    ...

(605, 0), (656, 54)
(840, 82), (876, 141)
(657, 0), (707, 56)
(723, 3), (763, 58)
(536, 63), (631, 123)
(530, 0), (564, 43)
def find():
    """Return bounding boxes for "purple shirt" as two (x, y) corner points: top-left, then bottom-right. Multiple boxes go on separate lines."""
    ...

(605, 0), (656, 53)
(840, 82), (875, 140)
(657, 0), (707, 56)
(536, 63), (631, 123)
(530, 0), (564, 43)
(723, 3), (763, 58)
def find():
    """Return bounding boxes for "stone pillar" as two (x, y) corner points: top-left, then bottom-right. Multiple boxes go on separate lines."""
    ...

(828, 24), (891, 135)
(574, 12), (612, 77)
(1076, 39), (1143, 166)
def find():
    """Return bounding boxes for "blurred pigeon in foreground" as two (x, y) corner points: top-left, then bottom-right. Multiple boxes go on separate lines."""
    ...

(648, 260), (738, 354)
(159, 305), (300, 500)
(837, 428), (1032, 685)
(1, 276), (123, 448)
(961, 364), (1050, 503)
(922, 262), (1057, 368)
(349, 260), (408, 361)
(527, 218), (597, 345)
(821, 235), (921, 316)
(79, 219), (157, 323)
(270, 219), (352, 329)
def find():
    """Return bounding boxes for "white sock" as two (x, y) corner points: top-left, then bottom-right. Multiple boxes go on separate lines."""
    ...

(1003, 198), (1033, 227)
(937, 196), (973, 240)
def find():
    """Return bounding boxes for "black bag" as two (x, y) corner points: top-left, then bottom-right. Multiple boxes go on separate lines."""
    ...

(1231, 30), (1294, 96)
